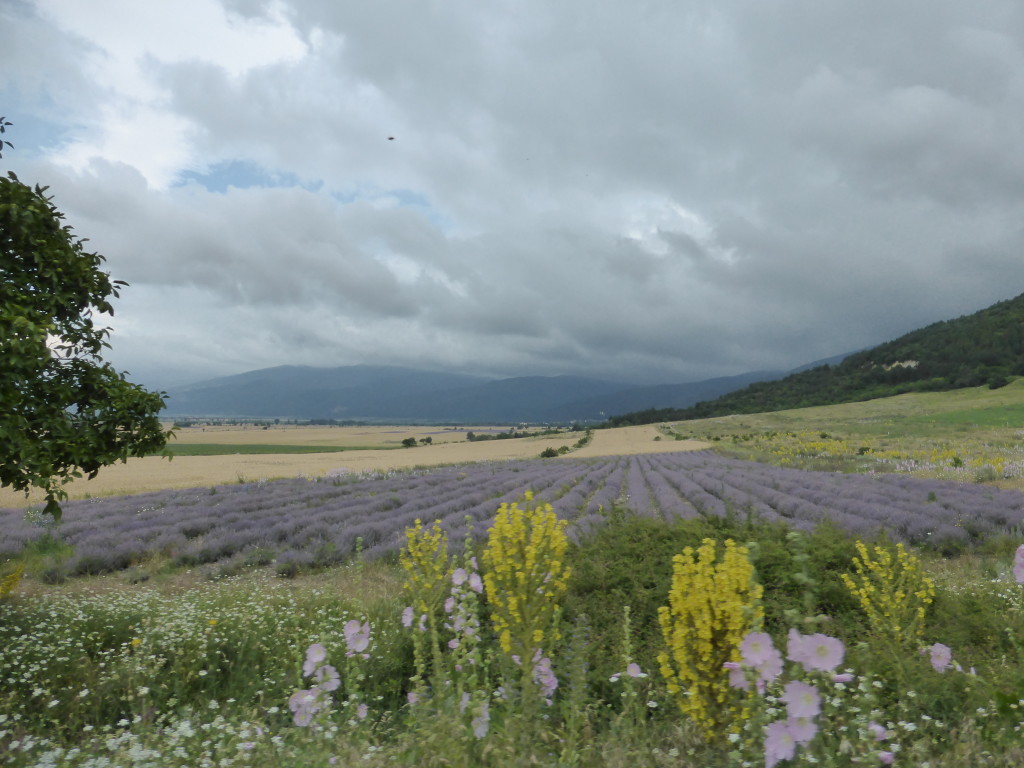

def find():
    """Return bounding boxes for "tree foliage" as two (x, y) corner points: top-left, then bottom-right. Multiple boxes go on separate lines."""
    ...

(0, 119), (168, 518)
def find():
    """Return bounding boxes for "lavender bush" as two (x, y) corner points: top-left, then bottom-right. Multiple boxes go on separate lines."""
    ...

(4, 451), (1024, 574)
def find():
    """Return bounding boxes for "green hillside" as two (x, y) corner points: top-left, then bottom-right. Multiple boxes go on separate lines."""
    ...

(610, 291), (1024, 425)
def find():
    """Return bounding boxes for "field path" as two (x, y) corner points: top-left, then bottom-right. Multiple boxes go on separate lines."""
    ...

(0, 425), (710, 507)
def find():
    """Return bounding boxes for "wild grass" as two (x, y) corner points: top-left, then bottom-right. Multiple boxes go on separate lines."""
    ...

(2, 507), (1023, 767)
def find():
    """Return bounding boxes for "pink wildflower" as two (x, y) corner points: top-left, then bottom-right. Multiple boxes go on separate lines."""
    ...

(804, 634), (845, 672)
(724, 661), (750, 691)
(303, 644), (327, 677)
(289, 688), (324, 727)
(928, 642), (952, 673)
(879, 751), (894, 764)
(533, 654), (558, 701)
(832, 673), (854, 683)
(401, 606), (414, 628)
(313, 664), (340, 692)
(764, 720), (797, 768)
(625, 662), (646, 678)
(356, 703), (368, 720)
(452, 568), (467, 586)
(868, 721), (888, 741)
(472, 701), (490, 738)
(741, 632), (776, 667)
(741, 632), (784, 683)
(787, 716), (818, 745)
(344, 620), (371, 654)
(788, 628), (845, 672)
(407, 691), (420, 705)
(469, 572), (484, 593)
(782, 680), (821, 719)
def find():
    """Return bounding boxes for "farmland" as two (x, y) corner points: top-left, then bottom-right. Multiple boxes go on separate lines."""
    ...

(0, 423), (707, 507)
(3, 389), (1024, 766)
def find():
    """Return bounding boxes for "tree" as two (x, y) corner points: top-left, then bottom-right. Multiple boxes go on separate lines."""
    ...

(0, 118), (169, 519)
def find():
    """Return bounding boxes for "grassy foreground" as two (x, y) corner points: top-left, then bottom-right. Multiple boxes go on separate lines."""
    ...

(2, 503), (1024, 767)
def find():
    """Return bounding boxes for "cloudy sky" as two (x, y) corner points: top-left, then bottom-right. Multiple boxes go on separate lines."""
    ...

(4, 0), (1024, 389)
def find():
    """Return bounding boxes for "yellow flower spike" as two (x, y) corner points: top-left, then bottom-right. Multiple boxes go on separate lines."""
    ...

(658, 538), (763, 742)
(482, 493), (570, 666)
(841, 539), (934, 649)
(0, 563), (24, 600)
(399, 518), (453, 616)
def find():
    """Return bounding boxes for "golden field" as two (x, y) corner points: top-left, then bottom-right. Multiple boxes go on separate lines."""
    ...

(0, 424), (709, 508)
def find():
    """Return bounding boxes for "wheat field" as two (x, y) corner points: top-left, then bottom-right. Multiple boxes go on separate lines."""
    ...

(0, 424), (709, 507)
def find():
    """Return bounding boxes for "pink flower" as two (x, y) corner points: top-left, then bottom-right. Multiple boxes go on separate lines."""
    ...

(724, 661), (750, 691)
(741, 632), (777, 667)
(401, 606), (414, 628)
(533, 655), (558, 700)
(1013, 544), (1024, 584)
(832, 673), (854, 683)
(782, 680), (821, 719)
(787, 716), (818, 745)
(313, 664), (340, 692)
(805, 634), (845, 672)
(472, 701), (490, 738)
(928, 642), (952, 673)
(868, 721), (888, 741)
(452, 568), (467, 586)
(788, 629), (845, 672)
(741, 632), (784, 683)
(356, 703), (368, 720)
(289, 688), (324, 727)
(879, 751), (894, 764)
(764, 720), (797, 768)
(469, 572), (484, 593)
(625, 662), (645, 678)
(407, 691), (420, 705)
(303, 644), (327, 677)
(344, 620), (371, 654)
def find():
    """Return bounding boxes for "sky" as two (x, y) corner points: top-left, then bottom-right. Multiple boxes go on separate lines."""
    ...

(4, 0), (1024, 389)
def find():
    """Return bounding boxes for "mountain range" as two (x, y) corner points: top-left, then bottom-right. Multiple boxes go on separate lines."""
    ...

(163, 291), (1024, 424)
(161, 365), (799, 423)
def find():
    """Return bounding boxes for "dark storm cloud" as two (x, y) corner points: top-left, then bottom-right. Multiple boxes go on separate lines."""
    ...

(4, 0), (1024, 385)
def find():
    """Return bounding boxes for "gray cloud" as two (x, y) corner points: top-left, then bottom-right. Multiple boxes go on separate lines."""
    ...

(4, 0), (1024, 390)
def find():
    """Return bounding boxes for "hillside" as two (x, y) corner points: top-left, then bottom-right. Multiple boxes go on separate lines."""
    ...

(609, 291), (1024, 425)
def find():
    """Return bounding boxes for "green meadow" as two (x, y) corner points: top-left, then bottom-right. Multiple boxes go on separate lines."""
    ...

(2, 384), (1024, 767)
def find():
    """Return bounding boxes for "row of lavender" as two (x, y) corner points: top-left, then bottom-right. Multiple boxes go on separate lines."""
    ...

(3, 451), (1024, 575)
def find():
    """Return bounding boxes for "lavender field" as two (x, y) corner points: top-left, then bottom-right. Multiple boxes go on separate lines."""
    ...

(4, 451), (1024, 576)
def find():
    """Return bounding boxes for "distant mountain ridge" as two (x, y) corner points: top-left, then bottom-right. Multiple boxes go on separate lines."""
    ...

(609, 291), (1024, 426)
(162, 364), (790, 423)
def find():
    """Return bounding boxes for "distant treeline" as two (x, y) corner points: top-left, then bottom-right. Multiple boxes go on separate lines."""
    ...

(610, 292), (1024, 426)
